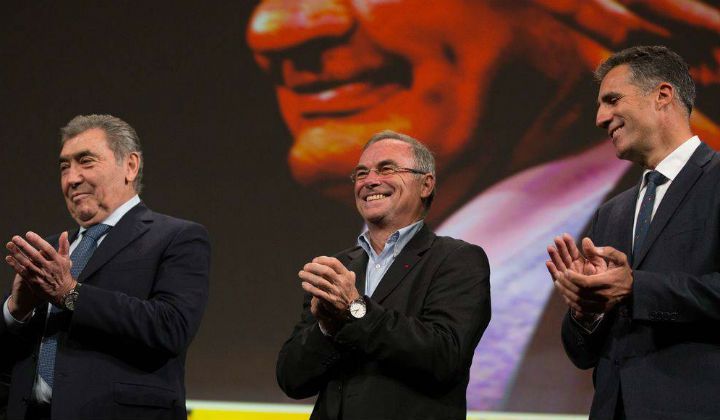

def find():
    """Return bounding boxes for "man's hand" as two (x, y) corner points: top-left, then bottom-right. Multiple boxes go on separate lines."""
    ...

(546, 238), (633, 320)
(3, 274), (41, 321)
(311, 297), (342, 335)
(546, 235), (609, 320)
(547, 234), (607, 276)
(5, 231), (75, 307)
(564, 245), (633, 315)
(299, 256), (359, 318)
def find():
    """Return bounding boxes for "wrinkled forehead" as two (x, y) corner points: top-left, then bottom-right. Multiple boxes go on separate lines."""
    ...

(357, 139), (415, 168)
(59, 128), (111, 157)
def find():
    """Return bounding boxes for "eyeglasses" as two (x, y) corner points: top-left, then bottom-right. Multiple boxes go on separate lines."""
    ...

(350, 165), (426, 183)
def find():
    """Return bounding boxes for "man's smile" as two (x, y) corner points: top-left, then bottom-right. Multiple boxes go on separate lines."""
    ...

(279, 41), (412, 119)
(71, 192), (92, 202)
(365, 193), (389, 202)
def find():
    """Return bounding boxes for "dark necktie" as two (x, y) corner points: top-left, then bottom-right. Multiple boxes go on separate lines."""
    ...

(37, 223), (111, 389)
(633, 171), (668, 257)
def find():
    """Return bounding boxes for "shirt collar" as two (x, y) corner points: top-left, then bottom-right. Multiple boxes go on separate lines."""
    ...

(643, 136), (701, 185)
(79, 195), (141, 234)
(358, 219), (424, 259)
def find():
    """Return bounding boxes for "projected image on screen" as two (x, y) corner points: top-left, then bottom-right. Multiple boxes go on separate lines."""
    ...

(246, 0), (720, 411)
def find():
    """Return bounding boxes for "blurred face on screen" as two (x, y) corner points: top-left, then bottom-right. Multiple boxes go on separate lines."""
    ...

(249, 0), (720, 217)
(247, 0), (513, 198)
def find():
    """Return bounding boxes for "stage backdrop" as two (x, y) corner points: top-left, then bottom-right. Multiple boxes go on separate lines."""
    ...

(2, 0), (719, 415)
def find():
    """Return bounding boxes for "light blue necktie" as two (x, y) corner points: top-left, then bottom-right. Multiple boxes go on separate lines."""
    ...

(37, 223), (111, 389)
(633, 171), (668, 258)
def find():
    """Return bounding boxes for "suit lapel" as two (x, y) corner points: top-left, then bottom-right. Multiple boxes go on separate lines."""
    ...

(69, 229), (80, 244)
(79, 204), (153, 282)
(617, 187), (638, 260)
(344, 247), (368, 297)
(371, 225), (435, 304)
(632, 142), (714, 268)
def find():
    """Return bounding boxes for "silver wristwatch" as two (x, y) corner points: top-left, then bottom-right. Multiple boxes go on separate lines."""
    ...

(348, 297), (367, 320)
(61, 283), (82, 311)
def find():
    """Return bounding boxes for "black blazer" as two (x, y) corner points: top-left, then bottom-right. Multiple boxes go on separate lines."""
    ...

(277, 225), (491, 420)
(0, 203), (210, 420)
(562, 142), (720, 419)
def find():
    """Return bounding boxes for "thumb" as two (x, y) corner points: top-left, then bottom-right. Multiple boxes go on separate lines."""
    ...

(581, 237), (597, 256)
(58, 231), (70, 257)
(593, 245), (628, 266)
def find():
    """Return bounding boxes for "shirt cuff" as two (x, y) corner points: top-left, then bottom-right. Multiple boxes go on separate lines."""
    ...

(570, 311), (604, 334)
(318, 322), (331, 336)
(3, 297), (32, 332)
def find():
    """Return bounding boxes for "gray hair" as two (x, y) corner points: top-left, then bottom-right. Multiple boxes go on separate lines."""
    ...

(594, 45), (695, 117)
(363, 130), (436, 211)
(60, 114), (144, 193)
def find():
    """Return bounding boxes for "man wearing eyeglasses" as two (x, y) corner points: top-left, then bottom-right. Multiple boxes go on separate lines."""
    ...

(277, 130), (490, 419)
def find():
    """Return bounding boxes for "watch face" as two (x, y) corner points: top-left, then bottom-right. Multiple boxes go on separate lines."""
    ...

(350, 301), (366, 319)
(64, 291), (78, 311)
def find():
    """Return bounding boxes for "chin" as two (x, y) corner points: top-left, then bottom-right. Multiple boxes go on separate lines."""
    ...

(361, 213), (385, 225)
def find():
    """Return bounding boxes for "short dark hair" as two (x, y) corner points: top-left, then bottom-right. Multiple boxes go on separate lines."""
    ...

(60, 114), (144, 193)
(363, 130), (436, 212)
(595, 45), (695, 116)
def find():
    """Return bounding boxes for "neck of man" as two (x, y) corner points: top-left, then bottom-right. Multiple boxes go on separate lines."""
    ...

(642, 118), (695, 169)
(366, 216), (422, 254)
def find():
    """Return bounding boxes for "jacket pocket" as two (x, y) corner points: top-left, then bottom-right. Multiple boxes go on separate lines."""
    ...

(113, 382), (177, 408)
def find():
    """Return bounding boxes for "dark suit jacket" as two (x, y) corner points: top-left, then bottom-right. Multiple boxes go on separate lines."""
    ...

(0, 203), (210, 420)
(562, 142), (720, 419)
(277, 225), (490, 420)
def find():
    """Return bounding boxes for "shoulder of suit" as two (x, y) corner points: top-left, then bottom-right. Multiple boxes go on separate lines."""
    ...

(428, 233), (487, 260)
(597, 185), (637, 212)
(431, 233), (479, 249)
(138, 206), (204, 227)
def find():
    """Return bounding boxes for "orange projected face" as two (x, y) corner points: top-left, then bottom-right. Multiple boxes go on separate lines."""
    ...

(248, 0), (720, 205)
(247, 0), (513, 197)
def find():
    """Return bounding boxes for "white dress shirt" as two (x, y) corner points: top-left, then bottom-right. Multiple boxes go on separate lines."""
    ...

(632, 136), (701, 246)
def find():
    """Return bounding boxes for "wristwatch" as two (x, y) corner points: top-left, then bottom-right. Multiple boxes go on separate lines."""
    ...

(61, 283), (82, 311)
(348, 297), (367, 320)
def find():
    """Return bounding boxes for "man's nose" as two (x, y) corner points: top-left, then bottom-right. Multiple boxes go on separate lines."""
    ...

(65, 165), (83, 187)
(247, 0), (354, 54)
(360, 169), (383, 187)
(596, 105), (611, 129)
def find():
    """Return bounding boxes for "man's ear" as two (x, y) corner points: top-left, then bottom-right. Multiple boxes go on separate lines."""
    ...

(124, 152), (141, 186)
(420, 173), (435, 199)
(656, 82), (675, 111)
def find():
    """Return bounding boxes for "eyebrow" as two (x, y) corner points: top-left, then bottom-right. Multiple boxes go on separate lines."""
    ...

(59, 149), (99, 164)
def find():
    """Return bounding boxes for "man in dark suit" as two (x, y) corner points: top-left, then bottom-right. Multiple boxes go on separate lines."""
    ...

(546, 46), (720, 419)
(2, 114), (210, 419)
(277, 131), (491, 419)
